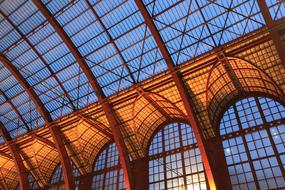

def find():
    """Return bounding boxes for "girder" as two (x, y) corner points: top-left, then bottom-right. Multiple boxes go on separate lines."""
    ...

(0, 54), (52, 123)
(134, 1), (218, 189)
(257, 0), (285, 66)
(84, 0), (137, 84)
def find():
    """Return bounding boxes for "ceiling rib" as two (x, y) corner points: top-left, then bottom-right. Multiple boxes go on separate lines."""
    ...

(84, 0), (137, 84)
(0, 10), (76, 111)
(0, 122), (29, 190)
(33, 1), (134, 189)
(134, 1), (218, 189)
(216, 52), (245, 93)
(0, 90), (30, 132)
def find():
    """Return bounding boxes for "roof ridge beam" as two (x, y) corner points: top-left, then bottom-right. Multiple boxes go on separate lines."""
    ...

(134, 1), (218, 189)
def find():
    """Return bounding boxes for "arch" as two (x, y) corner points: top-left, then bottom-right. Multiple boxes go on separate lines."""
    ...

(147, 121), (208, 190)
(91, 141), (125, 190)
(206, 57), (285, 130)
(219, 96), (285, 189)
(132, 92), (187, 153)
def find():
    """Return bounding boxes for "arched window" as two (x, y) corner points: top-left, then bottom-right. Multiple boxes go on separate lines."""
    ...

(92, 142), (125, 190)
(148, 122), (208, 190)
(48, 162), (80, 190)
(220, 96), (285, 190)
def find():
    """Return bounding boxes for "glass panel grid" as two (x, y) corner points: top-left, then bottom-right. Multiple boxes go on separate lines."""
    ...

(220, 97), (285, 190)
(148, 122), (208, 190)
(266, 0), (285, 20)
(92, 143), (125, 190)
(143, 0), (265, 65)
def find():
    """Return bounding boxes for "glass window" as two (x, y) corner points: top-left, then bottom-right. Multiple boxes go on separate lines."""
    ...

(220, 97), (285, 190)
(148, 122), (208, 190)
(92, 142), (125, 190)
(48, 162), (80, 190)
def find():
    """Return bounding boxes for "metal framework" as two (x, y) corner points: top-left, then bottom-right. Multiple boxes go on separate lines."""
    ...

(134, 1), (217, 188)
(0, 0), (285, 190)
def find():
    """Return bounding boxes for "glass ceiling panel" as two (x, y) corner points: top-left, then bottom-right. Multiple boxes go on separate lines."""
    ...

(43, 0), (168, 96)
(0, 0), (98, 122)
(143, 0), (265, 65)
(266, 0), (285, 21)
(0, 0), (276, 139)
(0, 62), (45, 140)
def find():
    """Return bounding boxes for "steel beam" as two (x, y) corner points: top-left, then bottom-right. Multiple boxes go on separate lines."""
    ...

(33, 1), (134, 189)
(31, 134), (56, 149)
(217, 52), (244, 93)
(0, 151), (13, 160)
(84, 0), (137, 84)
(0, 52), (75, 189)
(134, 1), (218, 189)
(0, 123), (29, 190)
(257, 0), (285, 66)
(48, 124), (75, 190)
(138, 91), (172, 120)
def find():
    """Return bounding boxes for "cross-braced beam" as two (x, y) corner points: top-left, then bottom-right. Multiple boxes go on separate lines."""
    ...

(0, 54), (52, 123)
(84, 0), (137, 84)
(134, 1), (218, 189)
(0, 90), (30, 132)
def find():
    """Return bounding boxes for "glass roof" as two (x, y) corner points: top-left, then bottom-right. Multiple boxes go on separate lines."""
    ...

(0, 0), (284, 140)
